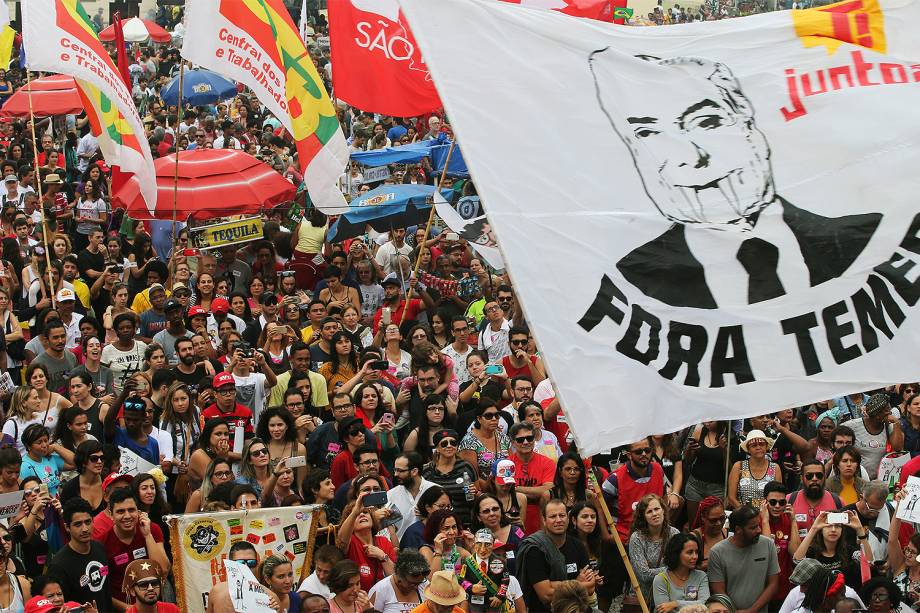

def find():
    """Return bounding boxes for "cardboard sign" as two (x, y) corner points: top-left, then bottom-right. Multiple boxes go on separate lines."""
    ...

(896, 476), (920, 524)
(189, 217), (264, 251)
(224, 559), (276, 613)
(361, 165), (391, 184)
(0, 491), (24, 520)
(118, 448), (157, 477)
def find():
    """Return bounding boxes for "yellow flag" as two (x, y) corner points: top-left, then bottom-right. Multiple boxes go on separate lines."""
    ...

(0, 26), (14, 71)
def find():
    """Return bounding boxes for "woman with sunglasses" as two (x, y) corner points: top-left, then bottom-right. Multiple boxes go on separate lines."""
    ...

(459, 398), (511, 480)
(185, 457), (235, 513)
(422, 428), (477, 518)
(399, 486), (452, 551)
(58, 440), (106, 515)
(330, 418), (374, 488)
(237, 437), (273, 499)
(469, 493), (524, 574)
(405, 394), (453, 463)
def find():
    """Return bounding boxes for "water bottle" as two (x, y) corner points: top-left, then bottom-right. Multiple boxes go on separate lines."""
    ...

(462, 472), (474, 501)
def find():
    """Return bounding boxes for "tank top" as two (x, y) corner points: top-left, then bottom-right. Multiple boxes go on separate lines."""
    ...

(295, 222), (326, 253)
(737, 459), (776, 507)
(690, 433), (725, 484)
(0, 572), (24, 613)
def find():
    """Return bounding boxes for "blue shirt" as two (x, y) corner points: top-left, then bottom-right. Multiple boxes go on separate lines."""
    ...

(20, 454), (65, 496)
(114, 428), (161, 465)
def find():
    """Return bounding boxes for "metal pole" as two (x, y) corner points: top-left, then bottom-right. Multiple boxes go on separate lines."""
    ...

(25, 70), (56, 310)
(724, 423), (732, 496)
(399, 140), (456, 324)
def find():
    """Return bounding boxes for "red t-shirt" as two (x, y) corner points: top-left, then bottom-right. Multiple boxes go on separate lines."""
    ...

(101, 524), (165, 604)
(510, 452), (556, 535)
(769, 514), (794, 602)
(501, 355), (538, 380)
(127, 604), (180, 613)
(200, 403), (255, 449)
(347, 534), (396, 591)
(373, 299), (422, 334)
(92, 512), (114, 540)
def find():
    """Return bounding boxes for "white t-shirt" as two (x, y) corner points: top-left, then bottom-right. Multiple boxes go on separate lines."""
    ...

(297, 572), (332, 599)
(374, 241), (413, 275)
(369, 576), (425, 613)
(778, 585), (863, 613)
(101, 340), (148, 393)
(63, 313), (84, 350)
(2, 409), (60, 453)
(232, 371), (268, 425)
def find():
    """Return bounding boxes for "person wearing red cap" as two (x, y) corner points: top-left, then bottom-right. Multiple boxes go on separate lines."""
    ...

(206, 296), (246, 340)
(24, 596), (91, 613)
(199, 371), (254, 457)
(92, 472), (135, 540)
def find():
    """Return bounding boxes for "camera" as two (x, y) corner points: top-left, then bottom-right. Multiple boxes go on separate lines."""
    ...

(108, 263), (124, 274)
(232, 341), (254, 359)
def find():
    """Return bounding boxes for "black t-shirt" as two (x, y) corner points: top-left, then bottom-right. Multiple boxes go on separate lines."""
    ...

(47, 541), (114, 612)
(90, 286), (113, 323)
(520, 536), (590, 612)
(77, 248), (106, 279)
(171, 364), (211, 387)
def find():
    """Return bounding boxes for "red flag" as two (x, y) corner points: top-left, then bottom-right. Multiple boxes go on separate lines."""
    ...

(329, 0), (441, 117)
(113, 12), (131, 89)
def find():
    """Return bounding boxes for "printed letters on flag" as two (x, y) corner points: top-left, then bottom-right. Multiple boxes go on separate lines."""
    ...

(183, 0), (349, 214)
(399, 0), (920, 453)
(22, 1), (157, 217)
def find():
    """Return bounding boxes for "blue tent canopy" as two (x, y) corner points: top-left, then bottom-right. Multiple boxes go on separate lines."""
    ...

(328, 185), (454, 242)
(351, 139), (469, 178)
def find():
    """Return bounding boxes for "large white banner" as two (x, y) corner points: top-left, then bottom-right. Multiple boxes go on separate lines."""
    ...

(400, 0), (920, 453)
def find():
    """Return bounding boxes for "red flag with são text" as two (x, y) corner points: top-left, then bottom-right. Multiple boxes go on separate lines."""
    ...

(329, 0), (617, 117)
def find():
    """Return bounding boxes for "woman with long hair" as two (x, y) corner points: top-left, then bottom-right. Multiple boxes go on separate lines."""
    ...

(319, 331), (360, 390)
(0, 286), (22, 381)
(67, 371), (108, 440)
(3, 384), (49, 454)
(682, 421), (729, 526)
(569, 501), (613, 611)
(290, 206), (328, 290)
(188, 418), (231, 487)
(0, 519), (30, 611)
(689, 496), (727, 572)
(652, 433), (685, 520)
(74, 178), (108, 251)
(247, 276), (265, 316)
(335, 492), (397, 590)
(26, 362), (73, 429)
(302, 468), (340, 527)
(142, 343), (167, 379)
(794, 510), (872, 590)
(257, 407), (308, 485)
(51, 405), (96, 477)
(469, 493), (524, 573)
(459, 397), (511, 479)
(127, 231), (155, 297)
(157, 383), (200, 510)
(541, 452), (598, 513)
(229, 291), (253, 322)
(887, 503), (920, 610)
(259, 322), (293, 375)
(102, 282), (131, 342)
(327, 560), (373, 613)
(628, 494), (679, 607)
(399, 486), (451, 551)
(236, 437), (273, 499)
(133, 472), (169, 537)
(58, 440), (105, 515)
(261, 457), (303, 508)
(404, 394), (452, 463)
(185, 457), (235, 513)
(652, 533), (710, 611)
(260, 555), (301, 613)
(381, 323), (411, 380)
(825, 446), (865, 506)
(421, 427), (477, 519)
(193, 272), (216, 311)
(418, 509), (473, 575)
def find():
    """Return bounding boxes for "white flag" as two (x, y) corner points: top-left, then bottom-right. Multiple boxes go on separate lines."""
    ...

(400, 0), (920, 453)
(434, 193), (505, 269)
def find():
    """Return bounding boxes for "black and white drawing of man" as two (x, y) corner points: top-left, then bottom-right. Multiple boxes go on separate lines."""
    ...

(588, 50), (882, 309)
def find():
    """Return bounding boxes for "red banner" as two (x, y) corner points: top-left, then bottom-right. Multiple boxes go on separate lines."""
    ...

(329, 0), (442, 117)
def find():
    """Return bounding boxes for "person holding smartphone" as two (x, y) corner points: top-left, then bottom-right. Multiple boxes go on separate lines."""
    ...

(792, 510), (871, 590)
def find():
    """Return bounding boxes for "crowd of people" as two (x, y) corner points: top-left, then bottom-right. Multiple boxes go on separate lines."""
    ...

(0, 4), (912, 613)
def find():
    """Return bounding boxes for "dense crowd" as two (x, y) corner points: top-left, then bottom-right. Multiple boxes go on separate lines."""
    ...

(0, 4), (911, 613)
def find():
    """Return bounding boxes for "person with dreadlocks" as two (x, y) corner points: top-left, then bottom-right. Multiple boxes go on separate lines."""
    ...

(689, 496), (727, 572)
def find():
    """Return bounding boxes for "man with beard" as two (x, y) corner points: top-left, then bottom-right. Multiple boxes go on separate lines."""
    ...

(516, 499), (597, 612)
(267, 341), (329, 411)
(386, 452), (435, 539)
(100, 490), (169, 610)
(308, 392), (377, 469)
(396, 363), (442, 430)
(709, 505), (779, 613)
(171, 338), (210, 386)
(152, 299), (192, 365)
(372, 273), (434, 335)
(48, 497), (114, 612)
(589, 51), (882, 309)
(122, 559), (178, 613)
(33, 319), (77, 394)
(787, 459), (842, 538)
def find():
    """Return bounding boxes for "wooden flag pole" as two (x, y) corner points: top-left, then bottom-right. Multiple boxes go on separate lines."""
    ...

(399, 140), (456, 325)
(589, 472), (651, 613)
(170, 61), (185, 269)
(25, 69), (56, 310)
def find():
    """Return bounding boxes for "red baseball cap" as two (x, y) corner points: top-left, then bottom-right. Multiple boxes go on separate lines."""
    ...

(213, 372), (235, 388)
(211, 297), (230, 314)
(188, 305), (207, 318)
(102, 472), (133, 492)
(25, 596), (60, 613)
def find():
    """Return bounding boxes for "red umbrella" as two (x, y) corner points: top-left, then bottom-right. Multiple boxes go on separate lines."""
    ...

(111, 149), (297, 221)
(0, 75), (83, 117)
(99, 18), (171, 43)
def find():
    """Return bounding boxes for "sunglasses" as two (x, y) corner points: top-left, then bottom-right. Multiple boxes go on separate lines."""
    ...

(88, 454), (105, 463)
(0, 535), (11, 542)
(766, 499), (785, 506)
(250, 448), (269, 457)
(136, 579), (161, 589)
(509, 339), (527, 346)
(803, 472), (824, 480)
(515, 435), (535, 444)
(481, 412), (500, 420)
(438, 439), (457, 448)
(631, 447), (652, 455)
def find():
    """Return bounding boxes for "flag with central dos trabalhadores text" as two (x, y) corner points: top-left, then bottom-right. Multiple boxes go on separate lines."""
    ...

(22, 0), (157, 217)
(183, 0), (349, 214)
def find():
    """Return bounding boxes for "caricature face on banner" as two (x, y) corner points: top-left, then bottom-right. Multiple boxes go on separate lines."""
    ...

(398, 0), (920, 452)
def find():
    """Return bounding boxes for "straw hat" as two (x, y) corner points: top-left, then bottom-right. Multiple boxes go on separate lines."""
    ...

(740, 429), (775, 453)
(42, 173), (63, 185)
(423, 570), (466, 606)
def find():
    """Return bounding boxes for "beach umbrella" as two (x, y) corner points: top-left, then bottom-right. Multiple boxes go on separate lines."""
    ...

(0, 75), (83, 117)
(99, 18), (171, 43)
(160, 68), (238, 107)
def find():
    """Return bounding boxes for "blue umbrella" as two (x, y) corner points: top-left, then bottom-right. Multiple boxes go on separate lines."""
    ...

(160, 68), (238, 107)
(328, 185), (454, 242)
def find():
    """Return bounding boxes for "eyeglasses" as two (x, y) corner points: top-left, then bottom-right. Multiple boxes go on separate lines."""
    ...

(509, 339), (527, 346)
(88, 454), (105, 463)
(216, 388), (236, 396)
(438, 439), (457, 448)
(870, 592), (890, 602)
(453, 326), (469, 333)
(427, 405), (445, 412)
(631, 447), (652, 455)
(250, 448), (269, 457)
(515, 435), (535, 444)
(481, 412), (500, 420)
(286, 401), (304, 408)
(347, 429), (364, 437)
(766, 499), (785, 506)
(136, 579), (161, 589)
(357, 459), (378, 466)
(485, 306), (501, 313)
(481, 506), (501, 514)
(803, 472), (824, 480)
(213, 470), (234, 479)
(865, 500), (885, 513)
(333, 403), (353, 412)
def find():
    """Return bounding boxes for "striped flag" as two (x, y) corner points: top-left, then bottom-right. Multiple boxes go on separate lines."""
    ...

(22, 1), (157, 217)
(183, 0), (349, 214)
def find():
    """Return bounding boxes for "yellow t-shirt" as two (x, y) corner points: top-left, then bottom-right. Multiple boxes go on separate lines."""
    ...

(295, 222), (326, 254)
(130, 288), (171, 314)
(838, 479), (859, 506)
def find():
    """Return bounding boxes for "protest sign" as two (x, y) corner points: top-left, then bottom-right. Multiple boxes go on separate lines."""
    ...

(401, 0), (920, 453)
(879, 452), (911, 491)
(188, 217), (264, 251)
(118, 448), (157, 477)
(0, 491), (24, 520)
(168, 505), (319, 610)
(224, 559), (275, 613)
(434, 193), (504, 270)
(897, 476), (920, 524)
(362, 165), (391, 184)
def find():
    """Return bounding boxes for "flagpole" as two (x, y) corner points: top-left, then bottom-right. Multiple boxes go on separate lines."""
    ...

(25, 69), (56, 310)
(399, 140), (456, 325)
(170, 61), (185, 276)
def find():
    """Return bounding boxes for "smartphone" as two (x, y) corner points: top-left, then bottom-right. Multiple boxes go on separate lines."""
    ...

(370, 360), (389, 371)
(381, 307), (391, 325)
(287, 455), (307, 468)
(363, 491), (388, 508)
(485, 364), (503, 375)
(827, 512), (848, 525)
(39, 483), (49, 497)
(588, 560), (599, 571)
(379, 413), (394, 426)
(182, 248), (200, 257)
(445, 232), (459, 241)
(67, 607), (85, 613)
